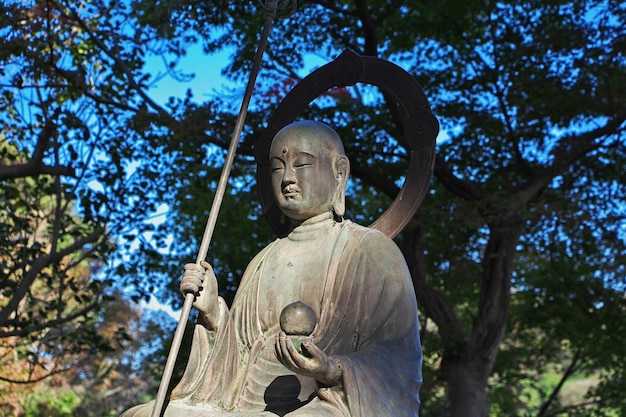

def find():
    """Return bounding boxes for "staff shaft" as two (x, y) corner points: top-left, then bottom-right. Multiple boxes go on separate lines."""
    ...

(150, 5), (278, 417)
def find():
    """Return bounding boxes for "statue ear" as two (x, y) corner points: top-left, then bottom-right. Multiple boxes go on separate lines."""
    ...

(332, 156), (350, 218)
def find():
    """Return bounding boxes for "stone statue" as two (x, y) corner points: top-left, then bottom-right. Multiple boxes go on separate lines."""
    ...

(121, 120), (423, 417)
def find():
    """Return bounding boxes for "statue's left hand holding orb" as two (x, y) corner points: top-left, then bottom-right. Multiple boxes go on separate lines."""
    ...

(275, 332), (342, 387)
(180, 261), (220, 329)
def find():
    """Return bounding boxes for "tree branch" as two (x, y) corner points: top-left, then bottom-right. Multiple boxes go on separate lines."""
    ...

(349, 155), (400, 198)
(0, 120), (74, 180)
(434, 155), (484, 201)
(0, 228), (105, 327)
(470, 217), (524, 365)
(402, 221), (467, 351)
(312, 1), (357, 17)
(0, 297), (101, 338)
(520, 111), (626, 200)
(51, 65), (140, 113)
(537, 349), (582, 417)
(0, 360), (70, 384)
(47, 0), (172, 120)
(354, 0), (379, 56)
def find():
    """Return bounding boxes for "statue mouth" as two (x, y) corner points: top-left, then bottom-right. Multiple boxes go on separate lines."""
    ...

(282, 186), (300, 198)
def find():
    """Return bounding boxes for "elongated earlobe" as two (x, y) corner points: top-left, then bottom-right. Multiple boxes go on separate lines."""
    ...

(333, 195), (345, 219)
(332, 157), (350, 218)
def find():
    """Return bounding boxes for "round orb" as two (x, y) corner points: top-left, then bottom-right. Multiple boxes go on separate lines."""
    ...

(279, 301), (317, 336)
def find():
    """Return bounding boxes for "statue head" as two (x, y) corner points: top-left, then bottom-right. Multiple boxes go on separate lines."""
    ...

(269, 121), (350, 225)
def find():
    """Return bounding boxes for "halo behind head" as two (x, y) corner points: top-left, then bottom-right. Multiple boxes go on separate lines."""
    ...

(254, 51), (439, 238)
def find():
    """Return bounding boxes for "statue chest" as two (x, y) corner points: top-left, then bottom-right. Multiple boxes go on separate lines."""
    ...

(256, 231), (337, 331)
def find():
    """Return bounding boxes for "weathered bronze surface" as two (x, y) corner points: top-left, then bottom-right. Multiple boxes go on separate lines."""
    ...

(280, 301), (317, 336)
(120, 51), (438, 417)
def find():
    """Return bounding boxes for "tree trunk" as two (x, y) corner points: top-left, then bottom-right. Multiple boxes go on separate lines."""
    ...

(404, 216), (524, 417)
(443, 356), (489, 416)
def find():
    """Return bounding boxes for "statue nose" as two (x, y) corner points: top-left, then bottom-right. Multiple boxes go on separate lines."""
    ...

(281, 166), (296, 186)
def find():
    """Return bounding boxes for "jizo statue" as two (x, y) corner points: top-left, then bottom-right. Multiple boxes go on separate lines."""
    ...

(121, 120), (424, 417)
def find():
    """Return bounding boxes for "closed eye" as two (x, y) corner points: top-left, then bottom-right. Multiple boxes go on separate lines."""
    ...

(294, 157), (315, 168)
(270, 158), (285, 172)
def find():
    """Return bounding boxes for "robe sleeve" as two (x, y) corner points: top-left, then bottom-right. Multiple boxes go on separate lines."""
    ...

(317, 224), (423, 417)
(170, 242), (276, 409)
(170, 298), (240, 409)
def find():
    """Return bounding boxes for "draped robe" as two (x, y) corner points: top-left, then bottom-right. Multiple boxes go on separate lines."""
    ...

(121, 214), (422, 417)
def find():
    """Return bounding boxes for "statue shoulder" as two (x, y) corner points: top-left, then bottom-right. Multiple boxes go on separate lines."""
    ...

(342, 220), (396, 244)
(244, 238), (280, 272)
(340, 220), (403, 256)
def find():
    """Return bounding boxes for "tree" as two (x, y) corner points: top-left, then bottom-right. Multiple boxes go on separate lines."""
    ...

(2, 0), (625, 416)
(130, 0), (626, 416)
(1, 291), (180, 417)
(0, 140), (108, 385)
(0, 0), (181, 405)
(0, 135), (171, 416)
(0, 1), (233, 413)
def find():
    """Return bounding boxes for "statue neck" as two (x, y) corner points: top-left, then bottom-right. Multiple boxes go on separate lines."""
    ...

(288, 212), (338, 241)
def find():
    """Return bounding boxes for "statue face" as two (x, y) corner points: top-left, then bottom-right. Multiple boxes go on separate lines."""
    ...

(269, 129), (339, 223)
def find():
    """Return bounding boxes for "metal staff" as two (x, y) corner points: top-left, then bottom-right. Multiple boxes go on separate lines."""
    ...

(150, 1), (295, 416)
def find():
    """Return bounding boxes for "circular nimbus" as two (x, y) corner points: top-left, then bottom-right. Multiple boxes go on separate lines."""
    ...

(254, 50), (439, 238)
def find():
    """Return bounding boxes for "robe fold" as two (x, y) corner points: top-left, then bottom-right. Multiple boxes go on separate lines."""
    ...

(121, 216), (422, 417)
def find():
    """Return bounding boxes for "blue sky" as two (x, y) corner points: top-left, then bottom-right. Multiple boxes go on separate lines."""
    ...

(145, 44), (236, 106)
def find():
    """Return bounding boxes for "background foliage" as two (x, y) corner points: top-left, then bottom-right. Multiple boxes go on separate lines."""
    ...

(1, 0), (624, 416)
